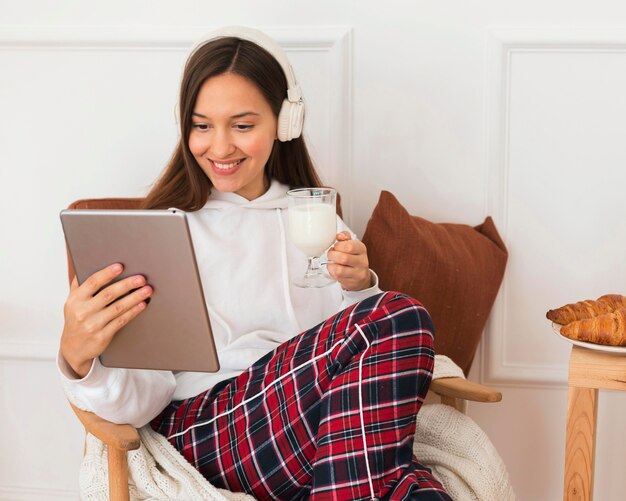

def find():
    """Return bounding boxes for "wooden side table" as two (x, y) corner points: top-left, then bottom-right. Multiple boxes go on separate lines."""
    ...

(564, 345), (626, 500)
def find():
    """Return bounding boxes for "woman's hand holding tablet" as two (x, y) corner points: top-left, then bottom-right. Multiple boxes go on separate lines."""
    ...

(61, 263), (153, 378)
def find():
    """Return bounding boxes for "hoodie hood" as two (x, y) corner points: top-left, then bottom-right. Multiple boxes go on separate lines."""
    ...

(201, 180), (289, 210)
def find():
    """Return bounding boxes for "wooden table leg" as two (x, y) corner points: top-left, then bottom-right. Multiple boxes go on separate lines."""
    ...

(563, 386), (598, 501)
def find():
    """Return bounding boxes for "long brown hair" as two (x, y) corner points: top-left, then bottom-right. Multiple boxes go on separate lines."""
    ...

(141, 37), (322, 210)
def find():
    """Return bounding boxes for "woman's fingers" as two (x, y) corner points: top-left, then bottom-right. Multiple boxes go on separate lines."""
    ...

(327, 262), (371, 290)
(75, 263), (124, 299)
(327, 232), (371, 290)
(61, 264), (152, 375)
(331, 234), (366, 254)
(100, 299), (149, 343)
(97, 283), (152, 327)
(328, 240), (368, 267)
(328, 250), (363, 267)
(91, 273), (147, 309)
(335, 230), (351, 241)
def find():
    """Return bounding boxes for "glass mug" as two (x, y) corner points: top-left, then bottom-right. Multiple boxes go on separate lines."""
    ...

(286, 188), (337, 288)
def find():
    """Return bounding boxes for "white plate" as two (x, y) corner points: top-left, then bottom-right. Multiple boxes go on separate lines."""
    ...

(551, 322), (626, 354)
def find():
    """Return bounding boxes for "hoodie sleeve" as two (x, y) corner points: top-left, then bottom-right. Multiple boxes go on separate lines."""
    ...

(336, 216), (383, 309)
(57, 350), (176, 428)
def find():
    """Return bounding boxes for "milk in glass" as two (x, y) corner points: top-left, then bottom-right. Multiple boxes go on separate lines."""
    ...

(288, 204), (336, 257)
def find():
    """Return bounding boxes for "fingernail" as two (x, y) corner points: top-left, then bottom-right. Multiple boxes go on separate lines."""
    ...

(112, 263), (123, 273)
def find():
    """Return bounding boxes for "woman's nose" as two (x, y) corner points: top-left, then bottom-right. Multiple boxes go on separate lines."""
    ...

(210, 129), (235, 158)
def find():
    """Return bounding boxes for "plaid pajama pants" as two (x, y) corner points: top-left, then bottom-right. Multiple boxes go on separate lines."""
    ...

(151, 292), (452, 501)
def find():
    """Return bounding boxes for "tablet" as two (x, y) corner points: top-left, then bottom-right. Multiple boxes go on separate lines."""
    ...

(60, 208), (220, 373)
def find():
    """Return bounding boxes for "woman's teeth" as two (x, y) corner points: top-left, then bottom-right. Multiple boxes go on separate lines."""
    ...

(213, 159), (244, 170)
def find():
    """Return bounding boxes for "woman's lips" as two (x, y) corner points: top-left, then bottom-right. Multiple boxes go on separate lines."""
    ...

(209, 158), (245, 176)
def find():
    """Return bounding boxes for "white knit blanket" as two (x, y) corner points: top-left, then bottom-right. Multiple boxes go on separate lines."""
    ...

(67, 356), (515, 500)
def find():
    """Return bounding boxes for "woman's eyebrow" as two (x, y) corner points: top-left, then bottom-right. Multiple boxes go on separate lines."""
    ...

(191, 111), (261, 119)
(231, 111), (260, 119)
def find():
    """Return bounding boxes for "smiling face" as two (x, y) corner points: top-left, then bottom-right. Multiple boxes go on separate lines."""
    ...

(188, 72), (278, 201)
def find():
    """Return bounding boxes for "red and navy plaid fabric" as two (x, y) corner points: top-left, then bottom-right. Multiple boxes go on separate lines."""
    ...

(151, 292), (452, 500)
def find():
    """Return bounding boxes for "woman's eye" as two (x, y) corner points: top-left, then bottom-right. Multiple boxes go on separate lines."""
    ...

(234, 124), (253, 131)
(192, 123), (210, 131)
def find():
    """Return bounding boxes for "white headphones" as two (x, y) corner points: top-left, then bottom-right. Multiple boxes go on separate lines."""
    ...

(184, 26), (305, 142)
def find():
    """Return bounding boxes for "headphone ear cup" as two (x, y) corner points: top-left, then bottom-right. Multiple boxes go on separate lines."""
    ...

(277, 98), (304, 142)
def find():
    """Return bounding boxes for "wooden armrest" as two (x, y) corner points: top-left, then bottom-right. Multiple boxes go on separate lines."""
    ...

(69, 402), (140, 451)
(429, 377), (502, 403)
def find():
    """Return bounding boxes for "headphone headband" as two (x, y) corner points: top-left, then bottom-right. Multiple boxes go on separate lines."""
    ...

(189, 26), (303, 105)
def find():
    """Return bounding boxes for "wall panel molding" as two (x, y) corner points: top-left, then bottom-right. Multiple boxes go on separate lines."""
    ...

(0, 340), (57, 361)
(0, 485), (78, 501)
(481, 26), (626, 387)
(0, 24), (350, 50)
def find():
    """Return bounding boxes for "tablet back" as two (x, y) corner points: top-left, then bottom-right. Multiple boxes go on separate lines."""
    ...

(60, 209), (220, 373)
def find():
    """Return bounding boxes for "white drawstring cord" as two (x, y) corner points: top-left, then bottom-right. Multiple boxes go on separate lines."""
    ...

(276, 209), (300, 332)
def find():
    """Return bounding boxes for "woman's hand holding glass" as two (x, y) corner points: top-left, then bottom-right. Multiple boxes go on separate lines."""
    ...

(60, 263), (153, 378)
(326, 230), (373, 291)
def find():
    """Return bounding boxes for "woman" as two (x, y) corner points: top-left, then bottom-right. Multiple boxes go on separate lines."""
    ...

(59, 26), (451, 500)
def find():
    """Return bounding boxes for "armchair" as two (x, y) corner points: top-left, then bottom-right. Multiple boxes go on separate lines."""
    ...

(63, 197), (502, 501)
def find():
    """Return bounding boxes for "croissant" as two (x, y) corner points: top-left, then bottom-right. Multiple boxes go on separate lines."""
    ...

(546, 294), (626, 325)
(597, 294), (626, 311)
(560, 307), (626, 346)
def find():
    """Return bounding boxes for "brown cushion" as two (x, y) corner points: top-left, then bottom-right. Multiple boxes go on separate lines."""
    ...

(362, 191), (508, 375)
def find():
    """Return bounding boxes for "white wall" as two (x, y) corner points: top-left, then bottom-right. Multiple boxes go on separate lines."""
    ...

(2, 1), (626, 499)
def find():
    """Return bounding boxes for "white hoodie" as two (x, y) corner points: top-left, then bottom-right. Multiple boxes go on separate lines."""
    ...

(58, 181), (382, 428)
